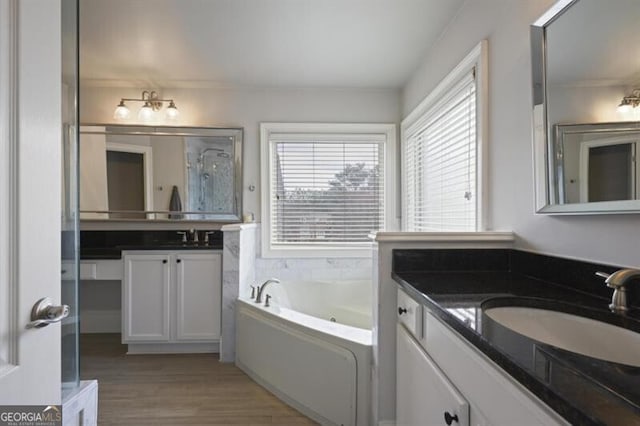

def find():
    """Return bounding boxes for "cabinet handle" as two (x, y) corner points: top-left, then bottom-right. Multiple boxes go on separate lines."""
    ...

(398, 307), (407, 315)
(162, 259), (167, 264)
(444, 411), (459, 425)
(176, 259), (182, 263)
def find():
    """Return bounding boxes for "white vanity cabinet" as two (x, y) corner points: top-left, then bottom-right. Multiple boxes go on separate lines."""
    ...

(396, 287), (569, 426)
(397, 323), (470, 426)
(123, 251), (222, 347)
(175, 253), (222, 341)
(123, 253), (171, 342)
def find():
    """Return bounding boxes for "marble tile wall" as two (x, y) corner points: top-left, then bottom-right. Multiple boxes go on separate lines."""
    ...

(221, 224), (257, 362)
(254, 257), (373, 285)
(252, 224), (373, 285)
(62, 380), (98, 426)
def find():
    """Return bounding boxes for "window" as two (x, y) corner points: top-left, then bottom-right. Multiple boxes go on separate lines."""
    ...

(402, 41), (487, 231)
(261, 123), (396, 257)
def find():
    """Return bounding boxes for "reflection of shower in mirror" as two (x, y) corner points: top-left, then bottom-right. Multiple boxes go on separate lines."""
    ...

(186, 138), (235, 217)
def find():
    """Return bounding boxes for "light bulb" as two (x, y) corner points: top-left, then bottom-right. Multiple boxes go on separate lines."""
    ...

(113, 101), (130, 120)
(138, 102), (154, 121)
(617, 102), (632, 114)
(165, 100), (179, 120)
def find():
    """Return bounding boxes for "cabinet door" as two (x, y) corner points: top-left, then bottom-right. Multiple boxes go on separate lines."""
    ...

(425, 313), (567, 426)
(397, 324), (469, 426)
(175, 253), (222, 341)
(123, 254), (171, 342)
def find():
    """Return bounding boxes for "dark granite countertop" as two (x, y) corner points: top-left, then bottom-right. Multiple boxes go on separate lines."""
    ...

(393, 270), (640, 426)
(80, 230), (223, 259)
(80, 248), (123, 259)
(116, 244), (223, 251)
(81, 244), (222, 259)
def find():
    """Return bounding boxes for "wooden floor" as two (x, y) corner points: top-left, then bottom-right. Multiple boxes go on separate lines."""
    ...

(80, 334), (318, 425)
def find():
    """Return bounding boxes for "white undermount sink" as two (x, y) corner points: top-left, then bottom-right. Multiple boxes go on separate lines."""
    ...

(484, 306), (640, 367)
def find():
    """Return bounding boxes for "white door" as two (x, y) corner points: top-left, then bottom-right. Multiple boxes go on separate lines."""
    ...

(122, 254), (171, 342)
(0, 0), (64, 405)
(175, 253), (222, 341)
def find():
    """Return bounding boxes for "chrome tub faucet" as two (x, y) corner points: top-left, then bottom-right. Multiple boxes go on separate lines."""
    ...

(255, 278), (280, 303)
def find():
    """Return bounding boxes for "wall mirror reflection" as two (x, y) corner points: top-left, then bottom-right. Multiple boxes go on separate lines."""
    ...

(555, 123), (639, 205)
(80, 125), (243, 221)
(531, 0), (640, 214)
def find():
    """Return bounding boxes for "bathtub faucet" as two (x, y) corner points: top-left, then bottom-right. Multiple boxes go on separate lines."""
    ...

(255, 278), (280, 303)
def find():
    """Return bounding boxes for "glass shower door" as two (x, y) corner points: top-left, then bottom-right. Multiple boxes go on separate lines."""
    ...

(61, 0), (79, 394)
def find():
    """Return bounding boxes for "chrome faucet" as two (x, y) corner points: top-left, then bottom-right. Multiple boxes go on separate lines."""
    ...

(255, 278), (280, 303)
(596, 269), (640, 313)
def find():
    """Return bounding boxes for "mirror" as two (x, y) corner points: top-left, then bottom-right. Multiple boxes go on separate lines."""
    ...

(554, 123), (639, 205)
(80, 125), (243, 221)
(531, 0), (640, 214)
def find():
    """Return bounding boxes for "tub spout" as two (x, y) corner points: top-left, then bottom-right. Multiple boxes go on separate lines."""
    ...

(255, 278), (280, 303)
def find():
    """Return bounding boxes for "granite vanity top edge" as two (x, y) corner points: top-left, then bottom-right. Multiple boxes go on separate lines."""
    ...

(80, 244), (223, 259)
(392, 271), (604, 426)
(80, 253), (123, 260)
(117, 244), (223, 251)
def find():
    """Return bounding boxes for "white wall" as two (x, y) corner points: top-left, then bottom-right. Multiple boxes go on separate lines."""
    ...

(80, 85), (401, 222)
(402, 0), (640, 268)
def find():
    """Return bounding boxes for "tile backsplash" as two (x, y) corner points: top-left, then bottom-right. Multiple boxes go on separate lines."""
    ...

(252, 224), (373, 284)
(254, 257), (373, 284)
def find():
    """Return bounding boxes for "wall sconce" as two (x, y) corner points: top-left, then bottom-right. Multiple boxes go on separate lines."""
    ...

(113, 90), (179, 121)
(617, 89), (640, 114)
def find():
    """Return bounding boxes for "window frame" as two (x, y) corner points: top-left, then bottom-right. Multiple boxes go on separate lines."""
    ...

(401, 40), (488, 232)
(260, 122), (397, 258)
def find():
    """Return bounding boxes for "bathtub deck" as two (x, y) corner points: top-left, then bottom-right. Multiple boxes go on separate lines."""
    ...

(80, 334), (318, 425)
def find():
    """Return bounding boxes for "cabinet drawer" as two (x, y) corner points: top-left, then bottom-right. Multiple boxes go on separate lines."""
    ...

(397, 288), (422, 339)
(80, 260), (123, 280)
(79, 262), (97, 280)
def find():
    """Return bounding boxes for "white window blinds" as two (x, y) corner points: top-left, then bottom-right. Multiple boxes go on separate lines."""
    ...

(268, 135), (385, 247)
(405, 71), (477, 231)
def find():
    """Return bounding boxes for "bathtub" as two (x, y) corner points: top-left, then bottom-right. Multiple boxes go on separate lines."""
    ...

(236, 280), (372, 426)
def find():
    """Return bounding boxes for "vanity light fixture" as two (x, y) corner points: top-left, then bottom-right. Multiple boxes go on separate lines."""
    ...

(617, 89), (640, 113)
(113, 90), (180, 121)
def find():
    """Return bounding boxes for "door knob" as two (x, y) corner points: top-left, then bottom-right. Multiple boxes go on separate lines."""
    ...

(26, 297), (70, 329)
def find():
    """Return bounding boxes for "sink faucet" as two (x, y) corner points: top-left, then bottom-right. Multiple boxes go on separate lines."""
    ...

(255, 278), (280, 303)
(596, 269), (640, 313)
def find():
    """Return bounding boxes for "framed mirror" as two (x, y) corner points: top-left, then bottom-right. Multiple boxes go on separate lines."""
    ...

(79, 124), (243, 221)
(531, 0), (640, 214)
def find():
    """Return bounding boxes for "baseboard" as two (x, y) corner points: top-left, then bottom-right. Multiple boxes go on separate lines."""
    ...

(80, 310), (120, 333)
(62, 380), (98, 426)
(126, 342), (219, 354)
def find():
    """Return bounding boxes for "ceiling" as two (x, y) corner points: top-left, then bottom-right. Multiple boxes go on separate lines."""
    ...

(79, 0), (465, 89)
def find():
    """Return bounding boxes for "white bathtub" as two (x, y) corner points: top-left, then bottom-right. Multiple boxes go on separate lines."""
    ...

(236, 280), (373, 426)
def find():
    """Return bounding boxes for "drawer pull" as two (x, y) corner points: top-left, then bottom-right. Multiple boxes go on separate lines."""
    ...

(162, 259), (167, 264)
(444, 411), (459, 425)
(176, 259), (182, 263)
(398, 307), (407, 315)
